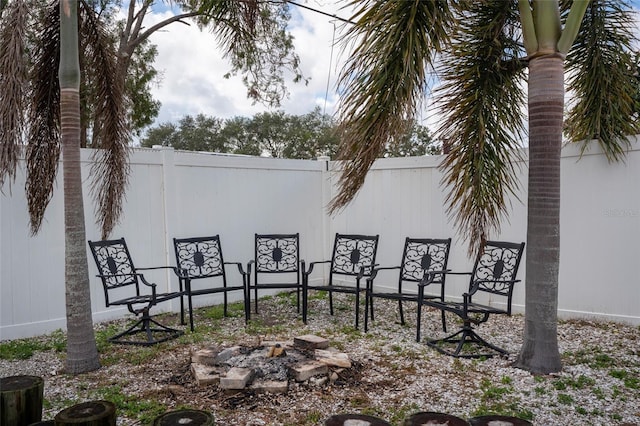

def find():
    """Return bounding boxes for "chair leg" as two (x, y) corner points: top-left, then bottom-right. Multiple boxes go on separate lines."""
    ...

(416, 287), (425, 343)
(369, 294), (376, 321)
(354, 291), (360, 329)
(254, 287), (259, 313)
(179, 282), (185, 326)
(329, 291), (334, 316)
(109, 308), (183, 346)
(416, 302), (422, 343)
(425, 321), (508, 358)
(440, 309), (447, 333)
(302, 284), (308, 324)
(296, 287), (301, 313)
(398, 300), (404, 325)
(364, 291), (370, 332)
(244, 283), (250, 324)
(188, 293), (194, 332)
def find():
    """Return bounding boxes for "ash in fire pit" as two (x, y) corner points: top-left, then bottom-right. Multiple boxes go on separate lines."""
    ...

(190, 335), (352, 393)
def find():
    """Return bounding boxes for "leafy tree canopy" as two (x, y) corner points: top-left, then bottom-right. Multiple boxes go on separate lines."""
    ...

(141, 107), (439, 159)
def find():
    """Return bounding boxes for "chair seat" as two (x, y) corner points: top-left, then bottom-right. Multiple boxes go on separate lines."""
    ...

(108, 291), (182, 308)
(424, 299), (507, 317)
(189, 285), (245, 296)
(249, 282), (301, 289)
(367, 290), (442, 302)
(307, 284), (364, 293)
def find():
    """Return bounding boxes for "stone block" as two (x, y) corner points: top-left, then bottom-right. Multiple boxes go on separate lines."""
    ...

(191, 347), (218, 366)
(290, 361), (328, 382)
(191, 363), (221, 386)
(215, 346), (242, 365)
(220, 367), (255, 389)
(250, 380), (289, 394)
(315, 349), (352, 368)
(293, 334), (329, 350)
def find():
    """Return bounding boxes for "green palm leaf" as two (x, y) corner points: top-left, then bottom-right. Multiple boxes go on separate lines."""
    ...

(565, 0), (639, 161)
(330, 0), (453, 212)
(436, 0), (527, 254)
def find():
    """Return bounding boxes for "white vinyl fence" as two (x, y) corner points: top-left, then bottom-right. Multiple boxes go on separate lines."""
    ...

(1, 137), (639, 340)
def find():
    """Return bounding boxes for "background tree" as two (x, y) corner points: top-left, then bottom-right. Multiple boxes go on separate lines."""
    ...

(248, 111), (290, 158)
(78, 1), (160, 146)
(144, 108), (447, 160)
(1, 0), (308, 373)
(384, 121), (440, 157)
(330, 0), (638, 374)
(284, 107), (341, 159)
(220, 116), (261, 155)
(1, 0), (128, 373)
(143, 114), (226, 152)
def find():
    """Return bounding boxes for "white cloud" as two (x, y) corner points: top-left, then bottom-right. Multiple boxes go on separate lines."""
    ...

(138, 1), (640, 135)
(143, 2), (355, 127)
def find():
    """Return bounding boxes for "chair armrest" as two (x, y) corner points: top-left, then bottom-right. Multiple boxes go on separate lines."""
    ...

(418, 269), (451, 287)
(224, 261), (248, 276)
(303, 260), (331, 276)
(468, 278), (521, 295)
(138, 275), (158, 300)
(368, 265), (401, 280)
(136, 265), (185, 277)
(356, 263), (378, 279)
(96, 272), (141, 279)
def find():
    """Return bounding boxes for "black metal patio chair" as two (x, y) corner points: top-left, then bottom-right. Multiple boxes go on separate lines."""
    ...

(173, 235), (247, 330)
(88, 238), (185, 345)
(364, 237), (451, 342)
(422, 240), (525, 358)
(302, 233), (379, 329)
(245, 233), (302, 322)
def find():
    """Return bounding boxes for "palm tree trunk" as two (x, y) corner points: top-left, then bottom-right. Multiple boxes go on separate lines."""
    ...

(515, 54), (564, 374)
(60, 0), (100, 374)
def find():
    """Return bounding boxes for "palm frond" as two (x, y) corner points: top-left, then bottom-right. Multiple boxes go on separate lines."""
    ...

(436, 0), (527, 254)
(565, 0), (640, 161)
(25, 2), (61, 235)
(80, 2), (131, 239)
(329, 0), (453, 213)
(0, 0), (29, 189)
(196, 0), (304, 107)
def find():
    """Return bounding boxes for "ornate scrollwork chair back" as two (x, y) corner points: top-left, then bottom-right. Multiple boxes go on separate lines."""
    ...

(302, 233), (380, 329)
(173, 235), (247, 331)
(364, 237), (452, 342)
(88, 238), (184, 345)
(246, 233), (301, 321)
(467, 240), (526, 314)
(422, 240), (525, 358)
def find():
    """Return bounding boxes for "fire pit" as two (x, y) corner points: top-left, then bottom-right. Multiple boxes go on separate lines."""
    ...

(190, 335), (352, 393)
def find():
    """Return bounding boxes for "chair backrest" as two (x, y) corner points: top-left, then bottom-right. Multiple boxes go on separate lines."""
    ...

(173, 235), (225, 279)
(254, 233), (300, 274)
(330, 234), (379, 278)
(88, 238), (140, 306)
(400, 237), (452, 283)
(470, 240), (525, 298)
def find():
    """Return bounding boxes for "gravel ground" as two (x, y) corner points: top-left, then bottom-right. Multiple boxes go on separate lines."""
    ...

(1, 293), (639, 425)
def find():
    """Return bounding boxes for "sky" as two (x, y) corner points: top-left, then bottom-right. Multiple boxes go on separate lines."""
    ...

(142, 1), (358, 129)
(139, 1), (640, 137)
